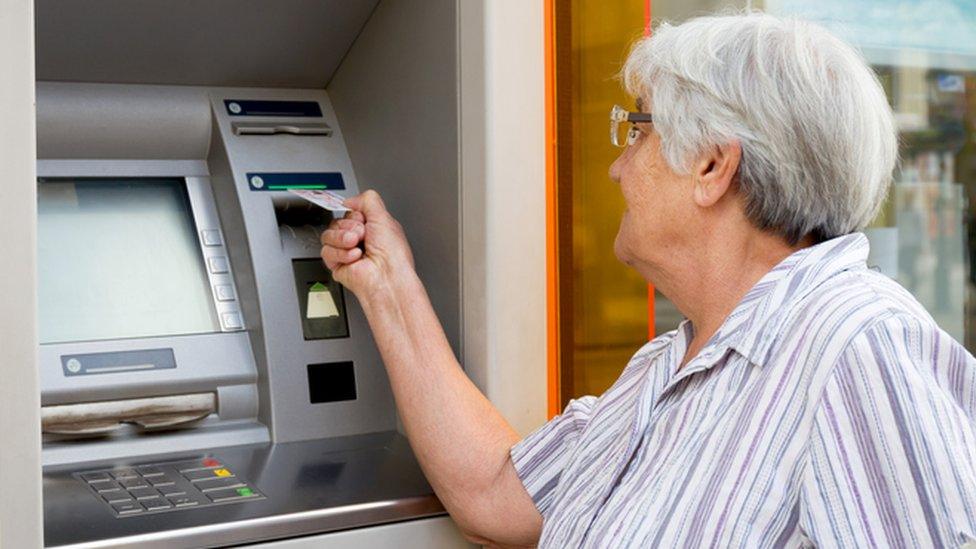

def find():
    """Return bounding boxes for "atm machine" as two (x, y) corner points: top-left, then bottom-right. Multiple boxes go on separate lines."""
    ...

(33, 1), (481, 547)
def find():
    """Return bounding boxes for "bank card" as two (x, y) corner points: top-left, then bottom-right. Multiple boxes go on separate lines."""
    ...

(289, 189), (350, 213)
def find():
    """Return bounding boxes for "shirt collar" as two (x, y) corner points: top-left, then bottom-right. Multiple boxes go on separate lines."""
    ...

(681, 232), (870, 370)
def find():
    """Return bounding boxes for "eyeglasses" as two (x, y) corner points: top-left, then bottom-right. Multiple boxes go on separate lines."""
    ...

(610, 104), (653, 148)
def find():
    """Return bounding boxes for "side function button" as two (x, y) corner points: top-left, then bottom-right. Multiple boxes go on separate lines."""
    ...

(220, 312), (243, 330)
(215, 284), (236, 302)
(200, 229), (223, 247)
(111, 502), (144, 515)
(207, 256), (230, 274)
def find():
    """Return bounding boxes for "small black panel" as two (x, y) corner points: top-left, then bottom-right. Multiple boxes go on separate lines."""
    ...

(61, 348), (176, 377)
(224, 99), (322, 118)
(307, 362), (357, 404)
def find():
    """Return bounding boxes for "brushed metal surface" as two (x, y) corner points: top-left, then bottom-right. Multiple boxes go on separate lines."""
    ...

(44, 432), (445, 548)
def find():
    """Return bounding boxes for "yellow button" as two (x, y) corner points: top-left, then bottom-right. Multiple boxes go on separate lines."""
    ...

(214, 468), (232, 477)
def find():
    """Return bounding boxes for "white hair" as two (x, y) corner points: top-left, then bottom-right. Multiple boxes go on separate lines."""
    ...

(622, 12), (897, 244)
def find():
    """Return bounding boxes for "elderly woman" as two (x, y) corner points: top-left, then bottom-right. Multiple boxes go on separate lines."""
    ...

(321, 12), (976, 548)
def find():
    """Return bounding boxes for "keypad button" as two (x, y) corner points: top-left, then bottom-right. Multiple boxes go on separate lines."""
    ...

(196, 477), (244, 492)
(128, 487), (161, 500)
(157, 484), (186, 497)
(183, 469), (224, 482)
(167, 495), (198, 508)
(206, 486), (258, 502)
(81, 472), (112, 483)
(89, 480), (120, 493)
(175, 458), (221, 472)
(142, 497), (172, 511)
(110, 469), (139, 480)
(146, 475), (175, 487)
(136, 466), (164, 477)
(102, 490), (133, 504)
(118, 478), (149, 490)
(111, 502), (144, 515)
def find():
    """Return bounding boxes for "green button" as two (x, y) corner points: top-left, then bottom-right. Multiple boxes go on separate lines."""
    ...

(236, 487), (254, 497)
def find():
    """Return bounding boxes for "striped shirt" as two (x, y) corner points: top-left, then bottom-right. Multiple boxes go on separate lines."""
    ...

(512, 233), (976, 547)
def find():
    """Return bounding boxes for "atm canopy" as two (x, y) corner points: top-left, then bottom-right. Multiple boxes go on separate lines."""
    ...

(34, 0), (380, 88)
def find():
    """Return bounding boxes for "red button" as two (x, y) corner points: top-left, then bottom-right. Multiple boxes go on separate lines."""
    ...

(202, 458), (221, 467)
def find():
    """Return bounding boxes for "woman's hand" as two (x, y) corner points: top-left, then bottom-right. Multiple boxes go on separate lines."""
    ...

(319, 190), (415, 300)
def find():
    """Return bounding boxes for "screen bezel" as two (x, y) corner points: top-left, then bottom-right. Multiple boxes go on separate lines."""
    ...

(36, 160), (252, 401)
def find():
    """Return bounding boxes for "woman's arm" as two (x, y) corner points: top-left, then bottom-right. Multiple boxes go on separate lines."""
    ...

(320, 190), (542, 546)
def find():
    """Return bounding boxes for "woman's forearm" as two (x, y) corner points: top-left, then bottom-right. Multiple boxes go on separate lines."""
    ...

(360, 269), (541, 545)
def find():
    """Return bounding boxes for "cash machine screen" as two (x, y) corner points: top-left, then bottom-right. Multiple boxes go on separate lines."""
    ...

(37, 178), (220, 344)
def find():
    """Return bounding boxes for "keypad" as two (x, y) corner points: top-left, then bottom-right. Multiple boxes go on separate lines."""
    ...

(76, 456), (263, 517)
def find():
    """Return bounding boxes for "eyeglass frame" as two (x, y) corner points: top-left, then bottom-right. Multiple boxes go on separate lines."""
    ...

(610, 104), (654, 148)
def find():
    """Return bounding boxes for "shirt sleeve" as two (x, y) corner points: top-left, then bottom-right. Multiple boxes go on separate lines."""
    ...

(510, 395), (598, 517)
(800, 313), (976, 548)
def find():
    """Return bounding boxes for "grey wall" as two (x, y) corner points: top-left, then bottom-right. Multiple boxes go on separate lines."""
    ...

(327, 0), (461, 355)
(34, 0), (379, 88)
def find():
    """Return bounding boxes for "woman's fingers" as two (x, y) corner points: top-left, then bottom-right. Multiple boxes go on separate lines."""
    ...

(320, 244), (363, 269)
(320, 222), (364, 248)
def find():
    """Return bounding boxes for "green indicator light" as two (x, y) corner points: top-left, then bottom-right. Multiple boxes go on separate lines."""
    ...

(237, 487), (254, 497)
(267, 184), (328, 190)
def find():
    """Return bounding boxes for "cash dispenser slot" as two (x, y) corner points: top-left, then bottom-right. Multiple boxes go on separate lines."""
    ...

(41, 393), (217, 435)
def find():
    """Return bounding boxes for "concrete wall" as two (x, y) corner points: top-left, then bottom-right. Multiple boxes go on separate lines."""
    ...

(0, 0), (43, 547)
(459, 1), (547, 436)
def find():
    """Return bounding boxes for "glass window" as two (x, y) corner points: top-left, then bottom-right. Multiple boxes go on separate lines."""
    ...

(552, 0), (749, 408)
(552, 0), (976, 408)
(766, 0), (976, 347)
(37, 178), (219, 344)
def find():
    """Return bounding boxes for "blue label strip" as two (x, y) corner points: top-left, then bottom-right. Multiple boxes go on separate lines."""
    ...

(246, 172), (346, 191)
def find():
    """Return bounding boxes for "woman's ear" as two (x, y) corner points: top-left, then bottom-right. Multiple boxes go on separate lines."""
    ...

(692, 140), (741, 208)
